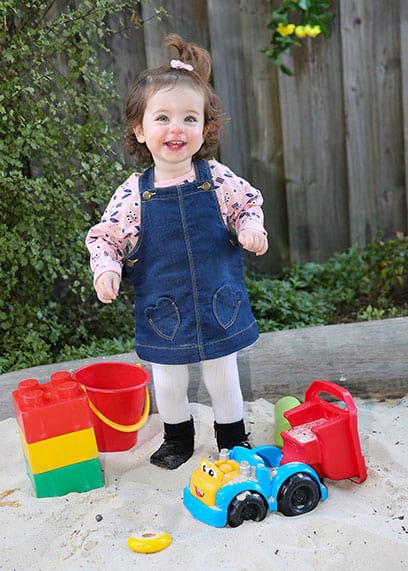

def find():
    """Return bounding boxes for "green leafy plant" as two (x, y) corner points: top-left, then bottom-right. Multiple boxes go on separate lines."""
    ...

(0, 1), (168, 373)
(246, 237), (408, 332)
(264, 0), (334, 74)
(56, 336), (135, 363)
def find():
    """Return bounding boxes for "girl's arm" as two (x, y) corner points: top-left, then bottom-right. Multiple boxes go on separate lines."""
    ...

(86, 174), (141, 287)
(210, 160), (268, 256)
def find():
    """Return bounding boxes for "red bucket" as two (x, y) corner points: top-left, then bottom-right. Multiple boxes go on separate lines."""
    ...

(73, 362), (150, 452)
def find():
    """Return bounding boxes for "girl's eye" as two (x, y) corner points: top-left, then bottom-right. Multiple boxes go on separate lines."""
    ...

(156, 115), (169, 122)
(185, 116), (197, 123)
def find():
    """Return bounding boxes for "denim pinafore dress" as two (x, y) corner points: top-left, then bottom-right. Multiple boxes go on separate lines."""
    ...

(123, 159), (258, 364)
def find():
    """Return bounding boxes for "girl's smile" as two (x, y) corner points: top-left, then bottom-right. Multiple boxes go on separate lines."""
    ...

(134, 85), (206, 181)
(164, 140), (187, 151)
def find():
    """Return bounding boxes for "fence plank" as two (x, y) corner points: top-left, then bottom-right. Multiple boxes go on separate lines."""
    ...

(401, 0), (408, 225)
(277, 1), (349, 263)
(207, 0), (251, 179)
(238, 0), (290, 274)
(141, 0), (210, 67)
(98, 10), (146, 140)
(341, 0), (406, 245)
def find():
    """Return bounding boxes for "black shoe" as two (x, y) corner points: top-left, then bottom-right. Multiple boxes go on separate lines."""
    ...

(150, 417), (194, 469)
(214, 419), (251, 451)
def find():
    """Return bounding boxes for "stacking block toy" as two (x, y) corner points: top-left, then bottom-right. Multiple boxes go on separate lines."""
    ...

(12, 372), (104, 498)
(22, 457), (103, 498)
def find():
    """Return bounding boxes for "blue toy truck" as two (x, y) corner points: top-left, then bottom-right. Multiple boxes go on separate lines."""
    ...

(183, 445), (328, 528)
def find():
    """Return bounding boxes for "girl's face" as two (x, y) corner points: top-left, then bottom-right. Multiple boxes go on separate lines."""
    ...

(134, 84), (206, 181)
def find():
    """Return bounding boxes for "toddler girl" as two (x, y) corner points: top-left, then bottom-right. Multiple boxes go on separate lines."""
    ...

(86, 34), (268, 469)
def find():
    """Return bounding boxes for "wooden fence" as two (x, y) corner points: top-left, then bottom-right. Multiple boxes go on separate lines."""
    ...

(101, 0), (408, 275)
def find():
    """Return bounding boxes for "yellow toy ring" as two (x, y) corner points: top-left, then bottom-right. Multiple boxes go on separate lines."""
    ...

(127, 531), (172, 554)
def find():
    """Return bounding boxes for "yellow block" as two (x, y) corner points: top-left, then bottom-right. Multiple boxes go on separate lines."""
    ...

(20, 427), (99, 474)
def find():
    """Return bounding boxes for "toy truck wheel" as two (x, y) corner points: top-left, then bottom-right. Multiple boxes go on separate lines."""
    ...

(277, 473), (321, 517)
(227, 491), (268, 528)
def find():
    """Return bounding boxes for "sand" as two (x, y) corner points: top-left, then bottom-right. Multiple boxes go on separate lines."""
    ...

(1, 397), (407, 570)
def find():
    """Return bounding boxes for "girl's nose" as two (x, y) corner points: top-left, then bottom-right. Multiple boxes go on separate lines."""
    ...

(169, 121), (184, 133)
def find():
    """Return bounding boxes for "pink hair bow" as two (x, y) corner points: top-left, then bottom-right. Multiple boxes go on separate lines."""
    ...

(170, 59), (194, 72)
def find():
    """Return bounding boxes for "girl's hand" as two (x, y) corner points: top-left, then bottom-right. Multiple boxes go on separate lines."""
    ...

(238, 229), (268, 256)
(95, 271), (121, 303)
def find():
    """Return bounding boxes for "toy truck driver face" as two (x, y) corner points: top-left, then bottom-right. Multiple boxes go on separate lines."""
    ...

(189, 458), (239, 506)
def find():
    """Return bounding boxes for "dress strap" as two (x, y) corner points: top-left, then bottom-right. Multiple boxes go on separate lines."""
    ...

(139, 165), (155, 192)
(193, 159), (213, 188)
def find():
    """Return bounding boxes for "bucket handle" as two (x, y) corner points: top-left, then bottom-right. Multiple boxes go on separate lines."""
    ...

(82, 386), (150, 433)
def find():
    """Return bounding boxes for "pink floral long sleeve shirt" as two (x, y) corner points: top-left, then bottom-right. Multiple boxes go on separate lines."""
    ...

(86, 159), (267, 283)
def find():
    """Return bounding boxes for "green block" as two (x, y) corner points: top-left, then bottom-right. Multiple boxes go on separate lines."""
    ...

(25, 457), (104, 498)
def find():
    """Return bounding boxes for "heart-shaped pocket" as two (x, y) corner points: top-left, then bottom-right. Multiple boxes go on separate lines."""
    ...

(144, 297), (181, 341)
(213, 285), (243, 329)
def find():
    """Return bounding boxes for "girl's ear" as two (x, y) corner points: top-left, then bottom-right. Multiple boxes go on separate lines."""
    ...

(133, 125), (145, 143)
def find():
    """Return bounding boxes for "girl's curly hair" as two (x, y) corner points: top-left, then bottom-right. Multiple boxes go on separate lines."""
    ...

(124, 34), (225, 165)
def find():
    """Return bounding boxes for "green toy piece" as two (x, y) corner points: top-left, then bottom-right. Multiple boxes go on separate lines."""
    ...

(274, 396), (301, 447)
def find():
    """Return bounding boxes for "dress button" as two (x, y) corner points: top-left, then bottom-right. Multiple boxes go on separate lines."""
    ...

(126, 259), (138, 267)
(142, 190), (155, 200)
(198, 181), (211, 191)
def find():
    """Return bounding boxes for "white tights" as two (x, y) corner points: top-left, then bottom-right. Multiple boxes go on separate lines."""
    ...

(151, 353), (243, 425)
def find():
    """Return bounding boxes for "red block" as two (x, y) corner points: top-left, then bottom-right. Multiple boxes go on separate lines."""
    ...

(12, 372), (94, 443)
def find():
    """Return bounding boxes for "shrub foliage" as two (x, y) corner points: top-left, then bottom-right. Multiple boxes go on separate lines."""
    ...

(246, 237), (408, 332)
(0, 1), (140, 372)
